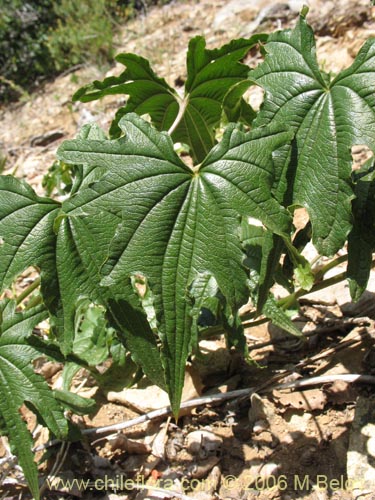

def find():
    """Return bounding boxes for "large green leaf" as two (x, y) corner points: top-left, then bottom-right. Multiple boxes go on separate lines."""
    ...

(58, 113), (292, 413)
(0, 300), (69, 500)
(73, 35), (267, 164)
(0, 177), (61, 310)
(249, 14), (375, 256)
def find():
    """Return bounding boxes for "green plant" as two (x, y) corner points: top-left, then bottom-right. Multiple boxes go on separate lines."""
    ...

(0, 1), (154, 102)
(46, 0), (116, 71)
(1, 9), (375, 497)
(0, 0), (57, 101)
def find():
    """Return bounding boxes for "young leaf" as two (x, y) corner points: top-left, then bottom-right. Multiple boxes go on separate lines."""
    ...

(283, 238), (314, 291)
(249, 14), (375, 256)
(95, 343), (141, 393)
(0, 300), (69, 500)
(73, 35), (267, 163)
(347, 158), (375, 300)
(58, 113), (292, 414)
(72, 299), (114, 366)
(189, 273), (244, 350)
(262, 297), (302, 338)
(189, 273), (221, 336)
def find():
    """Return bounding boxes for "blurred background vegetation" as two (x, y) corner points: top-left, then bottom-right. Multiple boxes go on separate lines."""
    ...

(0, 0), (169, 103)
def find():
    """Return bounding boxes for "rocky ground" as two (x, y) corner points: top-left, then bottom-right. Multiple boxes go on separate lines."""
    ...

(1, 0), (375, 499)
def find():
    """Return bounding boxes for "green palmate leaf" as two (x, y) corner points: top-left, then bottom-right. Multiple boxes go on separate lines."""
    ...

(58, 113), (292, 413)
(0, 176), (61, 311)
(347, 158), (375, 300)
(73, 35), (267, 163)
(0, 300), (69, 500)
(72, 53), (178, 139)
(249, 14), (375, 256)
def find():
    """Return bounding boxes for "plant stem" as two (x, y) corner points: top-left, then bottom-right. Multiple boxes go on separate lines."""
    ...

(277, 270), (347, 309)
(168, 95), (188, 136)
(242, 256), (375, 328)
(24, 295), (43, 310)
(243, 316), (268, 328)
(241, 270), (349, 327)
(314, 253), (348, 281)
(16, 277), (41, 305)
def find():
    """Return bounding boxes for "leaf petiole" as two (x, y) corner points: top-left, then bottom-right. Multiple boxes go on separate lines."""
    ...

(16, 277), (41, 305)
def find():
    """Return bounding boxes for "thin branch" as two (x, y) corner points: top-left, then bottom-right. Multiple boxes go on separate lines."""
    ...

(33, 388), (254, 451)
(314, 253), (348, 282)
(34, 364), (375, 452)
(78, 373), (375, 435)
(84, 388), (254, 437)
(39, 442), (70, 497)
(275, 373), (375, 390)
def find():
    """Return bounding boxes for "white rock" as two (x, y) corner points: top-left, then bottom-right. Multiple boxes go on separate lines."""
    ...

(213, 0), (278, 29)
(185, 430), (223, 458)
(253, 419), (269, 434)
(107, 385), (170, 412)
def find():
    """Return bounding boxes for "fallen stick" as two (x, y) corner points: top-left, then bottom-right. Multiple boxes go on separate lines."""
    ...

(34, 372), (375, 452)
